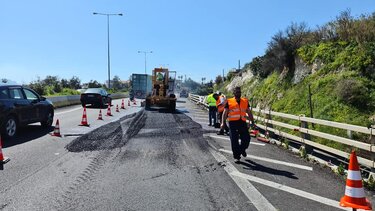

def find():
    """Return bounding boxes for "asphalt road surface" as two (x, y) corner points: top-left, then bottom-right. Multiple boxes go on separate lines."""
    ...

(1, 97), (374, 210)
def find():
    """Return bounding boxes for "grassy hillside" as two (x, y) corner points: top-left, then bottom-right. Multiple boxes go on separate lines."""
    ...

(238, 41), (375, 150)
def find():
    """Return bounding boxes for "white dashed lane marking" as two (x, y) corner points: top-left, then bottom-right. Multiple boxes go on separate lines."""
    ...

(208, 144), (277, 211)
(209, 135), (266, 146)
(219, 149), (312, 171)
(207, 141), (349, 211)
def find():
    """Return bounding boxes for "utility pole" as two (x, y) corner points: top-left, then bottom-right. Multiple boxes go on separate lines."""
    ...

(222, 69), (225, 81)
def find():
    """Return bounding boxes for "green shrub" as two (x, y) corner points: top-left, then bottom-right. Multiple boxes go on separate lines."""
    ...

(335, 79), (369, 109)
(336, 163), (346, 176)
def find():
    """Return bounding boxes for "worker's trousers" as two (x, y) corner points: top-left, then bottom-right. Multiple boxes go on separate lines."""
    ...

(228, 120), (250, 159)
(208, 106), (217, 126)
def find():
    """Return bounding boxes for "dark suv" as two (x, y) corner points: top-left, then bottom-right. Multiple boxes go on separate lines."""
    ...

(0, 84), (54, 139)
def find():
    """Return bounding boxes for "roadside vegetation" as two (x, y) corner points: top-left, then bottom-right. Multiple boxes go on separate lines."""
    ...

(25, 75), (129, 96)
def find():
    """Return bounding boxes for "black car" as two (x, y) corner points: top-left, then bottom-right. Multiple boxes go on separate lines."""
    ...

(80, 88), (112, 108)
(0, 84), (54, 139)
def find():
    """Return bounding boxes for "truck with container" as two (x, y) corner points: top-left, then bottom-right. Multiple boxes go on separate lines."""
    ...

(130, 73), (152, 100)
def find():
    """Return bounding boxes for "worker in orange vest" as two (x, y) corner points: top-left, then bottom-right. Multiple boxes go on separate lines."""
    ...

(215, 92), (228, 135)
(221, 87), (256, 163)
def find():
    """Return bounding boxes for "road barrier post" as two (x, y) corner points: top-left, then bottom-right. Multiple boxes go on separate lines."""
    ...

(299, 115), (313, 154)
(265, 109), (274, 139)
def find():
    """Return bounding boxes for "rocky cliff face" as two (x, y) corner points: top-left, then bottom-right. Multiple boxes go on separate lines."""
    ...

(292, 57), (323, 84)
(226, 69), (254, 92)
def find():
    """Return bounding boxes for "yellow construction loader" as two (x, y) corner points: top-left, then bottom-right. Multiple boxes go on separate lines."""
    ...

(145, 68), (177, 111)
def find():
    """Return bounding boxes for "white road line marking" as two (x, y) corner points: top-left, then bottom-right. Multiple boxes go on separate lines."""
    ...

(208, 146), (277, 211)
(219, 149), (312, 171)
(231, 171), (350, 210)
(209, 135), (266, 146)
(55, 107), (82, 115)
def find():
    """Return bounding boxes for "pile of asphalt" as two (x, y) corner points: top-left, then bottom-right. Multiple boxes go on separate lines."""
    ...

(66, 110), (145, 152)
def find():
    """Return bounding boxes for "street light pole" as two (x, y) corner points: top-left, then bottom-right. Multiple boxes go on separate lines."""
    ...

(138, 51), (153, 74)
(137, 51), (152, 98)
(93, 12), (123, 89)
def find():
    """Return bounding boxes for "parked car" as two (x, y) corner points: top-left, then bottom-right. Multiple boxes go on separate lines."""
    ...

(80, 88), (112, 108)
(0, 84), (54, 139)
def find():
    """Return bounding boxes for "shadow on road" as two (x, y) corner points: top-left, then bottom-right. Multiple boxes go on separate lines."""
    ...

(84, 104), (113, 109)
(3, 125), (54, 148)
(145, 107), (187, 114)
(241, 159), (298, 180)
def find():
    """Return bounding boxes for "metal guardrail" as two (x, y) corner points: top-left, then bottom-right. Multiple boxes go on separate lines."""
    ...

(189, 93), (209, 110)
(47, 93), (128, 108)
(189, 93), (375, 170)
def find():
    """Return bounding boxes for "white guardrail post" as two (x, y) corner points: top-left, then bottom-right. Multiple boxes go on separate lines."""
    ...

(265, 109), (274, 139)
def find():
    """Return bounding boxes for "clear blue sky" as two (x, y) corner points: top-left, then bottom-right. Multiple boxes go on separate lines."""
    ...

(1, 0), (375, 85)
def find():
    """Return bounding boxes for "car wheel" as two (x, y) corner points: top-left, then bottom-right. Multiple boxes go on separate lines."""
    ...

(101, 99), (106, 108)
(145, 99), (151, 110)
(41, 110), (53, 127)
(3, 116), (17, 139)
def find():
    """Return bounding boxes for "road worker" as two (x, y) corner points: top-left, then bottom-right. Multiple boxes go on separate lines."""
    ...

(156, 72), (164, 82)
(215, 91), (229, 135)
(206, 92), (218, 126)
(221, 87), (256, 162)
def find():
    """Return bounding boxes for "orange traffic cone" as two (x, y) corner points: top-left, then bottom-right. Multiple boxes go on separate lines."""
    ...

(106, 103), (113, 116)
(98, 109), (103, 120)
(128, 99), (130, 106)
(116, 105), (120, 112)
(79, 106), (90, 126)
(0, 135), (10, 163)
(340, 150), (372, 210)
(121, 99), (125, 109)
(51, 119), (62, 137)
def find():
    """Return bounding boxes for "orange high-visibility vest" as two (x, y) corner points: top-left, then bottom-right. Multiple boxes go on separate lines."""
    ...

(216, 96), (227, 113)
(227, 97), (248, 122)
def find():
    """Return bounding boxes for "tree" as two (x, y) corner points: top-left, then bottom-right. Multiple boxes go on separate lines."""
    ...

(61, 79), (69, 88)
(69, 76), (81, 89)
(247, 56), (263, 77)
(215, 75), (223, 85)
(43, 75), (60, 87)
(88, 80), (102, 88)
(112, 75), (122, 90)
